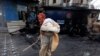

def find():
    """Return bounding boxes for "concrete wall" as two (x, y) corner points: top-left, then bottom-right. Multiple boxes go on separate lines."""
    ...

(69, 0), (89, 6)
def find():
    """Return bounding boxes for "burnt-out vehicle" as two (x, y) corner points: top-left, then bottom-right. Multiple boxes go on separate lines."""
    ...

(43, 6), (100, 38)
(43, 6), (90, 36)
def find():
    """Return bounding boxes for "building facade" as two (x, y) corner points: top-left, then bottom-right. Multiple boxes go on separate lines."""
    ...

(39, 0), (92, 7)
(39, 0), (64, 6)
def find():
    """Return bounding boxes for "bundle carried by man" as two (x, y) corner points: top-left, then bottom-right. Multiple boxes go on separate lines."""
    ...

(40, 18), (60, 52)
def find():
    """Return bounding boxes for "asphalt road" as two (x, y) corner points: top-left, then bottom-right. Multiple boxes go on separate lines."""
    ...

(1, 33), (100, 56)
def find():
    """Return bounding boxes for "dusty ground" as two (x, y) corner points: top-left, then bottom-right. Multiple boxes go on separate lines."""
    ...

(0, 33), (100, 56)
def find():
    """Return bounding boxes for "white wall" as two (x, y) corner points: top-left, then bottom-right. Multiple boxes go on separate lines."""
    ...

(38, 0), (42, 5)
(48, 0), (53, 5)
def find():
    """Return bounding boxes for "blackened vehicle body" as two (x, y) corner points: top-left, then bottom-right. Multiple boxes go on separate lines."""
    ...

(43, 6), (89, 36)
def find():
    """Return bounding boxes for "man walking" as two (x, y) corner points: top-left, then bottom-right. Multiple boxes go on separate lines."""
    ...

(39, 18), (60, 56)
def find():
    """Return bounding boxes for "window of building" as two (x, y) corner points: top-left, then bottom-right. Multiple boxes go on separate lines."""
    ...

(80, 0), (83, 4)
(66, 0), (70, 3)
(63, 0), (66, 3)
(53, 0), (56, 3)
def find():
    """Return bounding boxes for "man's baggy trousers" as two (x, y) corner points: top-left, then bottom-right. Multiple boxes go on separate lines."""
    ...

(39, 32), (53, 56)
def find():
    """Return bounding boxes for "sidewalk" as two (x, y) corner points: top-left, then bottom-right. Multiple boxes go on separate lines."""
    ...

(0, 27), (8, 33)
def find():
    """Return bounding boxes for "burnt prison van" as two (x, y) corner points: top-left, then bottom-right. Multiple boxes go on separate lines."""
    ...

(43, 6), (89, 36)
(43, 6), (100, 37)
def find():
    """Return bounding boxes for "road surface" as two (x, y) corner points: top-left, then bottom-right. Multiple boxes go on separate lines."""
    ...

(0, 33), (100, 56)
